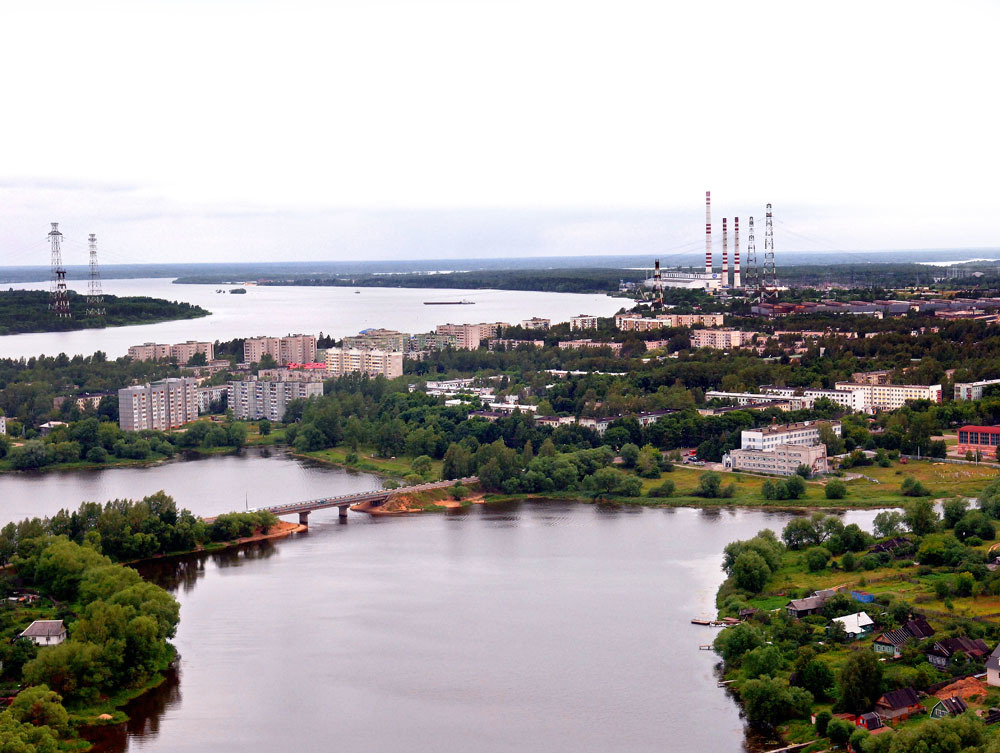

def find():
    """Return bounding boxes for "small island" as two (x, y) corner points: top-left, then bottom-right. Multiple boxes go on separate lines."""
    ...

(0, 290), (209, 335)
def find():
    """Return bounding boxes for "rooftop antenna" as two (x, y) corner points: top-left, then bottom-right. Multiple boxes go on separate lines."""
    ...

(49, 222), (71, 319)
(762, 203), (777, 301)
(86, 233), (105, 317)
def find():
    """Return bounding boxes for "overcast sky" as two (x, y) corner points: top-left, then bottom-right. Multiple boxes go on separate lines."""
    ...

(1, 0), (997, 265)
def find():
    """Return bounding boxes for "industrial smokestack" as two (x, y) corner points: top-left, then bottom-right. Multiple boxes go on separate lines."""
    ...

(722, 218), (728, 287)
(733, 217), (742, 288)
(705, 191), (712, 275)
(654, 258), (661, 280)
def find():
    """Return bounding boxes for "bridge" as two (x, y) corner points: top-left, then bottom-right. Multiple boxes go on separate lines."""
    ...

(258, 477), (479, 525)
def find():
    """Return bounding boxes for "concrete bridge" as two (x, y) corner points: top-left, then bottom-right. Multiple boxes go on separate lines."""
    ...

(259, 477), (479, 525)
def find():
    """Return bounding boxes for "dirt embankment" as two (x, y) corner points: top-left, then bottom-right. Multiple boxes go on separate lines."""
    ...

(353, 488), (485, 515)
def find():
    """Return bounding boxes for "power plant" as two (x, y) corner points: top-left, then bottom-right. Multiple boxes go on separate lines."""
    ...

(643, 192), (776, 298)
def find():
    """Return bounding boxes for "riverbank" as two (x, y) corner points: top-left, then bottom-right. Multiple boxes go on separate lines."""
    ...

(353, 486), (485, 514)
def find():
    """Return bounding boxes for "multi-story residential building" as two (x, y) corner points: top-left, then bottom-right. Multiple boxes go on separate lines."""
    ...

(326, 348), (404, 379)
(955, 425), (1000, 456)
(228, 379), (323, 421)
(435, 324), (481, 350)
(757, 386), (867, 412)
(832, 382), (942, 411)
(851, 370), (893, 385)
(741, 421), (841, 451)
(615, 313), (724, 331)
(954, 378), (1000, 401)
(557, 340), (623, 354)
(243, 334), (317, 365)
(0, 415), (5, 435)
(127, 341), (215, 363)
(477, 322), (510, 340)
(569, 315), (598, 331)
(342, 329), (408, 352)
(196, 385), (228, 414)
(521, 317), (551, 330)
(689, 329), (759, 350)
(74, 392), (113, 411)
(257, 367), (328, 383)
(487, 339), (545, 350)
(723, 443), (829, 476)
(408, 332), (459, 352)
(118, 377), (198, 431)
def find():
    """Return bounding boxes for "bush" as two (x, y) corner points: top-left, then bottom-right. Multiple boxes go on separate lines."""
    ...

(85, 446), (108, 463)
(825, 479), (847, 499)
(648, 480), (675, 498)
(901, 476), (931, 497)
(805, 546), (832, 572)
(814, 709), (832, 737)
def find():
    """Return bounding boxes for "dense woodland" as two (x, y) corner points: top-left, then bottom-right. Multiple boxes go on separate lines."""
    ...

(0, 290), (208, 335)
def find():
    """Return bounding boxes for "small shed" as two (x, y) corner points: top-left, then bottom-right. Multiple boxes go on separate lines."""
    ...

(930, 696), (968, 719)
(856, 712), (884, 731)
(20, 620), (67, 646)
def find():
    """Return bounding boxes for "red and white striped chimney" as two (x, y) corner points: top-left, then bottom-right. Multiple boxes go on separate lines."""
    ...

(722, 218), (728, 287)
(705, 191), (712, 275)
(733, 216), (742, 288)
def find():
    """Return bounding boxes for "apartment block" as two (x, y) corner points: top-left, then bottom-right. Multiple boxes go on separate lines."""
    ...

(127, 341), (215, 363)
(228, 379), (323, 422)
(258, 368), (328, 383)
(832, 382), (942, 411)
(557, 340), (623, 354)
(196, 385), (228, 414)
(243, 334), (317, 365)
(758, 386), (867, 412)
(615, 313), (724, 331)
(477, 322), (510, 340)
(326, 348), (404, 379)
(118, 377), (198, 431)
(409, 332), (458, 352)
(435, 324), (481, 350)
(724, 443), (829, 476)
(689, 329), (759, 349)
(342, 329), (408, 352)
(954, 378), (1000, 401)
(741, 421), (841, 451)
(851, 370), (893, 385)
(569, 315), (598, 331)
(521, 317), (551, 330)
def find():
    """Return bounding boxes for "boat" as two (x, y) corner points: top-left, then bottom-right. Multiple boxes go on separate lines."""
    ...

(423, 299), (475, 305)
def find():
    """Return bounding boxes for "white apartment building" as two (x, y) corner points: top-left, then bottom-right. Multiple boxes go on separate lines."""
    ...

(243, 334), (317, 365)
(569, 315), (598, 331)
(326, 348), (404, 379)
(724, 443), (829, 476)
(257, 368), (328, 383)
(832, 382), (943, 411)
(759, 386), (866, 412)
(127, 341), (215, 363)
(521, 317), (551, 330)
(435, 324), (481, 350)
(342, 329), (408, 352)
(228, 380), (324, 421)
(741, 421), (841, 451)
(196, 385), (228, 414)
(118, 377), (198, 431)
(690, 329), (759, 349)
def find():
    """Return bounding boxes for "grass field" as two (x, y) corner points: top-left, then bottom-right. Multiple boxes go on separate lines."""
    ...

(303, 445), (444, 480)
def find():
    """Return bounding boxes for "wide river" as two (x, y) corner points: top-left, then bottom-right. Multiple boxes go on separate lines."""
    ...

(0, 449), (883, 752)
(0, 278), (625, 359)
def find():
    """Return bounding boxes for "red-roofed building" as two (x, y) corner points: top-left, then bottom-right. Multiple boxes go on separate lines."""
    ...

(956, 425), (1000, 456)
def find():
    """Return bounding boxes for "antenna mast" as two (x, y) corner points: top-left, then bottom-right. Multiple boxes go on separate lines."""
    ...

(87, 233), (105, 317)
(49, 222), (71, 319)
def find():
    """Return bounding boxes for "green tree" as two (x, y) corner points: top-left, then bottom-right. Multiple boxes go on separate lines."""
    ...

(6, 685), (69, 733)
(873, 510), (905, 539)
(742, 645), (783, 679)
(411, 455), (433, 478)
(903, 497), (939, 534)
(732, 550), (771, 593)
(942, 498), (969, 528)
(805, 546), (831, 572)
(835, 650), (883, 713)
(619, 443), (639, 468)
(258, 419), (272, 436)
(442, 443), (473, 479)
(713, 622), (765, 665)
(825, 479), (847, 500)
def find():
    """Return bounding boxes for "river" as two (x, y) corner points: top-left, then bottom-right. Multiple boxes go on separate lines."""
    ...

(0, 278), (625, 359)
(0, 449), (884, 752)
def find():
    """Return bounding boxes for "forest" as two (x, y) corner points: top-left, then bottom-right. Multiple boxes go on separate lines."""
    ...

(0, 290), (208, 335)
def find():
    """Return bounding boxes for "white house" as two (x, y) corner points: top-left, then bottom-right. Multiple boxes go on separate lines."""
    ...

(986, 644), (1000, 687)
(20, 619), (67, 646)
(831, 611), (874, 639)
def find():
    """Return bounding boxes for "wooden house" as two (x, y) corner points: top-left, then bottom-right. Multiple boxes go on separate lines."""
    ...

(875, 687), (923, 723)
(930, 696), (968, 719)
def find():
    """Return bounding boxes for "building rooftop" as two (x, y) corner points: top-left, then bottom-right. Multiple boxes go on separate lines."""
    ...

(20, 620), (65, 638)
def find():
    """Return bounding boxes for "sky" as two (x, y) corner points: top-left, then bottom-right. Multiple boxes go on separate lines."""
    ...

(1, 0), (998, 265)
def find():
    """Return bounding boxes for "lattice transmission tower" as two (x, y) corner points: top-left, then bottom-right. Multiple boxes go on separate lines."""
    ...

(87, 233), (105, 317)
(49, 222), (71, 319)
(743, 216), (758, 297)
(762, 203), (777, 301)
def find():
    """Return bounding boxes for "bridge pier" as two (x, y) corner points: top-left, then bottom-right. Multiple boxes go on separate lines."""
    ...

(298, 511), (310, 526)
(338, 505), (349, 520)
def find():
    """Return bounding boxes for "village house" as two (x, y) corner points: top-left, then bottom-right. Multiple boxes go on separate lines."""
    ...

(786, 589), (837, 619)
(875, 687), (923, 723)
(855, 712), (884, 732)
(987, 644), (1000, 687)
(20, 619), (67, 646)
(868, 537), (911, 555)
(903, 616), (935, 640)
(926, 636), (990, 670)
(831, 612), (874, 640)
(929, 696), (968, 719)
(873, 628), (911, 659)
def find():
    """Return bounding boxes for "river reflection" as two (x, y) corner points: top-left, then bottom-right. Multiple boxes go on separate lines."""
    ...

(73, 499), (885, 753)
